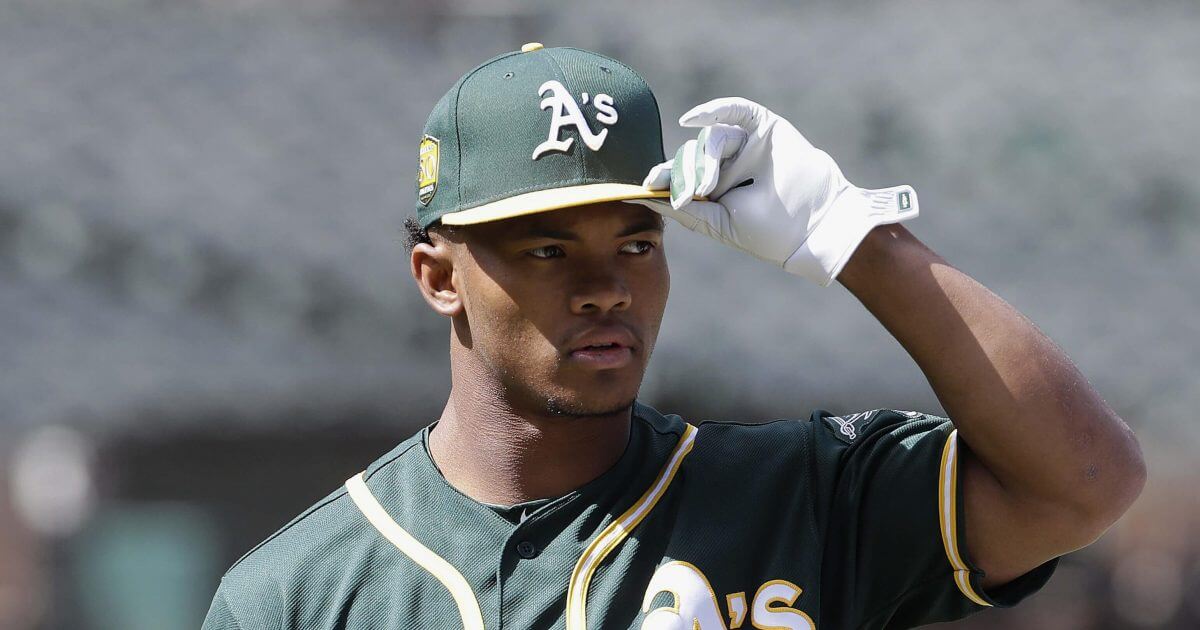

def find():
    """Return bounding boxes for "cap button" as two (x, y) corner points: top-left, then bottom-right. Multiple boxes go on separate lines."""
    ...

(521, 42), (544, 53)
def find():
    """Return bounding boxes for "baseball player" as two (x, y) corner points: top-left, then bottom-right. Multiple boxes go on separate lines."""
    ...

(202, 43), (1145, 629)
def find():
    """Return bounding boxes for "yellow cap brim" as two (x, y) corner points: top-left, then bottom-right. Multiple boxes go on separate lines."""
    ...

(439, 183), (670, 226)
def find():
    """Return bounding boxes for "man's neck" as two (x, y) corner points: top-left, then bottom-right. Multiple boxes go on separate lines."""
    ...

(427, 385), (633, 507)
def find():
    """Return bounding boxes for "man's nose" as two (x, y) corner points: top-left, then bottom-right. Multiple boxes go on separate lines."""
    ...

(569, 271), (631, 315)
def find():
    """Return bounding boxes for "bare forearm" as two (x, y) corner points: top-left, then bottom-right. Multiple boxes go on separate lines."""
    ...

(838, 224), (1144, 519)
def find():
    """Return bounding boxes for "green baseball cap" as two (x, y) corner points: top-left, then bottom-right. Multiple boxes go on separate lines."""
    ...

(415, 43), (669, 228)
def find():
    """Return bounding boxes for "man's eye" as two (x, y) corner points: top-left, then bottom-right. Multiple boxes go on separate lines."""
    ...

(620, 240), (656, 255)
(528, 245), (565, 259)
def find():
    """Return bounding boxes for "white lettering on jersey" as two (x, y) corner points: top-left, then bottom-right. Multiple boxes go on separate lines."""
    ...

(532, 80), (617, 160)
(641, 561), (727, 630)
(641, 563), (816, 629)
(750, 580), (815, 630)
(726, 592), (748, 629)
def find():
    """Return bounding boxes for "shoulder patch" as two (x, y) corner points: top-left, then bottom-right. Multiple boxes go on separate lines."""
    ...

(820, 410), (883, 444)
(819, 409), (934, 444)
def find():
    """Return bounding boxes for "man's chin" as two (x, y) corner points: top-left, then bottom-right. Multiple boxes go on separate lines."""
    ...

(541, 365), (645, 418)
(543, 395), (638, 419)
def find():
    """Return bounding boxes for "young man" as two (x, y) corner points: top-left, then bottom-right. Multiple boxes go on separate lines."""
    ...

(203, 43), (1145, 629)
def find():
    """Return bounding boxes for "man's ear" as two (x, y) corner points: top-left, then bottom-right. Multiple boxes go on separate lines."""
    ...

(411, 241), (462, 317)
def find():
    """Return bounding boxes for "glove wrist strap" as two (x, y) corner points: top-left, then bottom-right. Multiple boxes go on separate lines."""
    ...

(782, 184), (919, 287)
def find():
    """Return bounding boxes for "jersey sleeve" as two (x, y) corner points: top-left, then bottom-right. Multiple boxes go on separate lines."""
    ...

(812, 409), (1058, 628)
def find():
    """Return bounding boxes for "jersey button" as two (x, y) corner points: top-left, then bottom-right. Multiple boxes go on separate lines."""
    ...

(515, 540), (539, 559)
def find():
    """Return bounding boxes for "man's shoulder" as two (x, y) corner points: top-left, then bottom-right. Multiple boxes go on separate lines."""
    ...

(222, 483), (357, 580)
(210, 481), (363, 627)
(636, 401), (836, 443)
(216, 432), (427, 605)
(691, 408), (944, 445)
(658, 406), (950, 479)
(631, 403), (820, 483)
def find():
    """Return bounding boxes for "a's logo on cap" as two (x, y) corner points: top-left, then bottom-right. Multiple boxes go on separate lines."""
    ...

(532, 80), (618, 160)
(417, 135), (440, 205)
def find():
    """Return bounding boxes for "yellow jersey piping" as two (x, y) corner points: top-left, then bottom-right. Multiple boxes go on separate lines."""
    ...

(938, 429), (992, 607)
(565, 423), (699, 630)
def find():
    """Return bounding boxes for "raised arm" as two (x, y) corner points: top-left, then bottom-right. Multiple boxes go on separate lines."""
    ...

(634, 96), (1146, 589)
(837, 223), (1145, 587)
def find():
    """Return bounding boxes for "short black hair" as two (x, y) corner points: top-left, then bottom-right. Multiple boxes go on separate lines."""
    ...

(403, 216), (460, 252)
(403, 216), (432, 252)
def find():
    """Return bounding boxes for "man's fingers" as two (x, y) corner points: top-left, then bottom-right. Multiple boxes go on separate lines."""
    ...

(651, 123), (748, 210)
(670, 139), (699, 210)
(679, 97), (764, 131)
(641, 159), (672, 190)
(672, 199), (732, 243)
(626, 197), (730, 245)
(696, 124), (747, 197)
(707, 124), (748, 159)
(623, 198), (701, 231)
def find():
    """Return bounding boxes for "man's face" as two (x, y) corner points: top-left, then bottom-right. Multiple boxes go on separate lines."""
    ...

(441, 202), (669, 417)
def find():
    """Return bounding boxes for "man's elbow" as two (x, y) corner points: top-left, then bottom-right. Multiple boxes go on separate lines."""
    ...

(1063, 422), (1147, 547)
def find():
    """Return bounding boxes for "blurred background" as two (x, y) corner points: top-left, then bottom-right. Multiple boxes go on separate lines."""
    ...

(1, 0), (1197, 628)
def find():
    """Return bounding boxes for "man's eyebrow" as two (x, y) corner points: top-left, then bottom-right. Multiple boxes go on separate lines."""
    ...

(517, 227), (580, 241)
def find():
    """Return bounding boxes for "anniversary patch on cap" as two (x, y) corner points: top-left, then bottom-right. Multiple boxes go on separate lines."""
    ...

(417, 135), (439, 206)
(414, 44), (669, 228)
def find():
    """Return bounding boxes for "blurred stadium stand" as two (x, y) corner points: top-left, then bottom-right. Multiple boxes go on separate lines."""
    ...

(0, 0), (1197, 628)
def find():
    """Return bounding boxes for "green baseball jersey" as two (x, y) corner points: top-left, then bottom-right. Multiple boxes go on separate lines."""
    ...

(202, 402), (1056, 629)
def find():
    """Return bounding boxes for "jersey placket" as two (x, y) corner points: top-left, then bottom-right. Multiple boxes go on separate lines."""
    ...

(495, 499), (572, 630)
(493, 416), (666, 630)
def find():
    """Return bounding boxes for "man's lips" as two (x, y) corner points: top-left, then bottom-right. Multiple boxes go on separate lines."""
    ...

(565, 325), (639, 368)
(566, 325), (638, 353)
(568, 345), (632, 368)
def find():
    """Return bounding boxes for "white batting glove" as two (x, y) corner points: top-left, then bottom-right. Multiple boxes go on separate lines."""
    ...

(630, 97), (919, 287)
